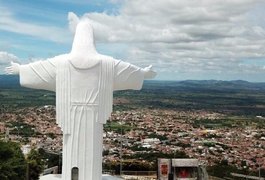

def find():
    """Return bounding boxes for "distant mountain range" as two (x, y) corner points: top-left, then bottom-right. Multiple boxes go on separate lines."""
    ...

(0, 75), (20, 88)
(1, 75), (265, 91)
(144, 79), (265, 92)
(178, 79), (265, 90)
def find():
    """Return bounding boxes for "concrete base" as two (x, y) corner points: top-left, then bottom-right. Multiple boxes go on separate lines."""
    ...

(40, 174), (123, 180)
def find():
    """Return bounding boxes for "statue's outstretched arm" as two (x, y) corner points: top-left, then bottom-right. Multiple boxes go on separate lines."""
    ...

(142, 65), (157, 79)
(5, 61), (20, 75)
(114, 59), (157, 91)
(4, 54), (68, 91)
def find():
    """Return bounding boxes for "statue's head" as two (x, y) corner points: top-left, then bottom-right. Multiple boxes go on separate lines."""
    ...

(69, 12), (97, 54)
(73, 20), (95, 51)
(75, 19), (94, 39)
(68, 12), (94, 39)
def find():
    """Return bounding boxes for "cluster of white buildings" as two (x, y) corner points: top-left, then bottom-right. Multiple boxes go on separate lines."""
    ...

(0, 106), (264, 171)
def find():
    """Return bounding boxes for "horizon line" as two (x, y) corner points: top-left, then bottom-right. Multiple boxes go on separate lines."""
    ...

(1, 74), (265, 83)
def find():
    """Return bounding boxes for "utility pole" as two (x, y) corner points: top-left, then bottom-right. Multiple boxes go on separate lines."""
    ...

(119, 121), (124, 176)
(120, 125), (123, 176)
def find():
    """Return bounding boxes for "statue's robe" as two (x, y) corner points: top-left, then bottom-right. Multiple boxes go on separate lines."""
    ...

(19, 54), (145, 180)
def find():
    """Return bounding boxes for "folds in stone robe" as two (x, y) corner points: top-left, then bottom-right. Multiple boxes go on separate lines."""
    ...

(19, 55), (145, 133)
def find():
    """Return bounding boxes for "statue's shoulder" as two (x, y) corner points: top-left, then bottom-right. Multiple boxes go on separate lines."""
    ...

(49, 54), (69, 66)
(98, 54), (115, 61)
(96, 54), (116, 66)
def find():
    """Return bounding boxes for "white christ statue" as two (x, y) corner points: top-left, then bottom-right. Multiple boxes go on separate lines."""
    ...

(5, 16), (156, 180)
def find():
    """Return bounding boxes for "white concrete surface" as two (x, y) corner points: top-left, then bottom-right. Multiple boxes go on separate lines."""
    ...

(40, 174), (123, 180)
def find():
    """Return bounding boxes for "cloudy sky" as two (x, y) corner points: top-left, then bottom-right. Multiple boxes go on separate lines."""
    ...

(1, 0), (265, 81)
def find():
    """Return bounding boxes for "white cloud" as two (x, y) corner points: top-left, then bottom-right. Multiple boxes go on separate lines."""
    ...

(80, 0), (265, 79)
(1, 0), (265, 80)
(0, 52), (19, 65)
(0, 51), (19, 73)
(0, 6), (71, 43)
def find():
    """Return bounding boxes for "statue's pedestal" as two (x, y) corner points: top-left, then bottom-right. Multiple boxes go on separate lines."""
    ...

(40, 174), (123, 180)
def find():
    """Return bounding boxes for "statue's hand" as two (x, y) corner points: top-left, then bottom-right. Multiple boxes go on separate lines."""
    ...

(5, 61), (20, 75)
(143, 65), (157, 79)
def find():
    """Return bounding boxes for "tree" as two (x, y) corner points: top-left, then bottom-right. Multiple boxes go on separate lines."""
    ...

(38, 148), (62, 173)
(27, 149), (44, 180)
(0, 140), (27, 180)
